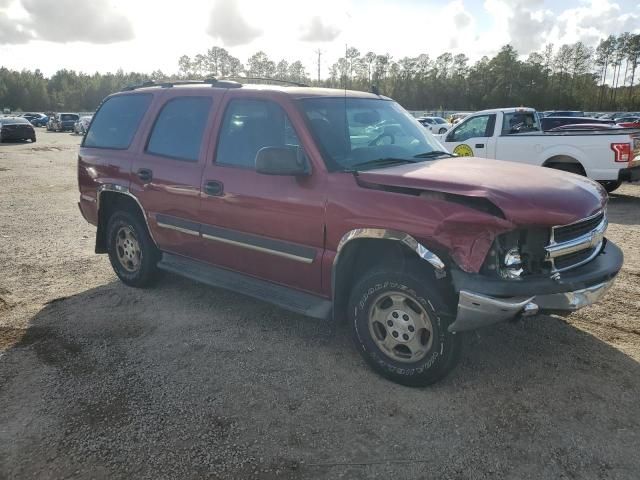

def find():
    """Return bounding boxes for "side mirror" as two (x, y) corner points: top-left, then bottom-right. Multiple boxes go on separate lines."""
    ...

(255, 146), (310, 176)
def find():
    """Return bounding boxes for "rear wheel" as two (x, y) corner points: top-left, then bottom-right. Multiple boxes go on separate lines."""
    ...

(599, 180), (622, 193)
(348, 266), (463, 387)
(106, 211), (160, 288)
(438, 127), (447, 134)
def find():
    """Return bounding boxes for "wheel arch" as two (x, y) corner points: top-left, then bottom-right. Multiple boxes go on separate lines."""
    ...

(542, 153), (587, 176)
(95, 185), (156, 253)
(331, 229), (447, 322)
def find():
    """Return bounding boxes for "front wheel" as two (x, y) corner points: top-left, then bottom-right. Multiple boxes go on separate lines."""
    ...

(106, 211), (160, 288)
(348, 267), (463, 387)
(599, 180), (622, 194)
(438, 128), (447, 134)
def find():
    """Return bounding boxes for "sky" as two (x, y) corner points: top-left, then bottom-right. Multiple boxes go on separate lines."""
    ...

(0, 0), (639, 78)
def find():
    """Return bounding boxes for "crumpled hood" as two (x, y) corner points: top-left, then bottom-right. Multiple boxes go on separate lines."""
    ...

(357, 157), (607, 226)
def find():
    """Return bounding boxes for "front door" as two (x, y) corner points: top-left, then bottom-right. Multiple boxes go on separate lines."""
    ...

(198, 94), (326, 295)
(441, 113), (496, 158)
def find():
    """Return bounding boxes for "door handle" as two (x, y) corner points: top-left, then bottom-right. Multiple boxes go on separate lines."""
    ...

(137, 168), (153, 182)
(204, 180), (224, 196)
(475, 143), (485, 148)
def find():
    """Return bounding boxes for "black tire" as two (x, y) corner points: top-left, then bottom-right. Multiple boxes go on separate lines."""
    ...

(31, 136), (36, 143)
(348, 266), (463, 387)
(438, 128), (447, 134)
(599, 180), (622, 193)
(106, 210), (160, 288)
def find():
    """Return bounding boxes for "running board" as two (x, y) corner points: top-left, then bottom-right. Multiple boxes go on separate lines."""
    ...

(157, 253), (333, 320)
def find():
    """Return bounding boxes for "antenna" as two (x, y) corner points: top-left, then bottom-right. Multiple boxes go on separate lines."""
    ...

(314, 49), (323, 83)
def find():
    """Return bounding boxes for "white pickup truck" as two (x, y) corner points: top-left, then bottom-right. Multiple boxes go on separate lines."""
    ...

(435, 107), (640, 193)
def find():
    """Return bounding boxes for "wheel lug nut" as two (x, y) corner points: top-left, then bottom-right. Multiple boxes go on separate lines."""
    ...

(392, 312), (398, 318)
(403, 334), (409, 340)
(392, 331), (399, 338)
(403, 314), (409, 321)
(408, 326), (415, 332)
(387, 320), (393, 327)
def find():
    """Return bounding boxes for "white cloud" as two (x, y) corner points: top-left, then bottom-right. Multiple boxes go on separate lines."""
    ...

(207, 0), (261, 47)
(0, 0), (637, 77)
(300, 16), (341, 42)
(20, 0), (134, 43)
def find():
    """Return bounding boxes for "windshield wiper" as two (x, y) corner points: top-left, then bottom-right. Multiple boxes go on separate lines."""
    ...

(347, 157), (419, 171)
(413, 150), (455, 158)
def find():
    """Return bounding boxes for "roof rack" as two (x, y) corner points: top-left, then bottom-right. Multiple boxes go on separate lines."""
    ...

(222, 76), (309, 87)
(120, 78), (242, 92)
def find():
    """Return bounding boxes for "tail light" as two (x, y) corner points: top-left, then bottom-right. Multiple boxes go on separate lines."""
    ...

(611, 143), (631, 163)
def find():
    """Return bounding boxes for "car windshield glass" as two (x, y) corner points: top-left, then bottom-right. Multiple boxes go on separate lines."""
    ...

(1, 117), (28, 125)
(299, 98), (443, 171)
(433, 117), (446, 124)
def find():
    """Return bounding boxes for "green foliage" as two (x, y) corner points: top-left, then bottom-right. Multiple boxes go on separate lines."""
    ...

(2, 34), (639, 113)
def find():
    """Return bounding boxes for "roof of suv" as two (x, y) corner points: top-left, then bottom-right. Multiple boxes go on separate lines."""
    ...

(115, 83), (389, 101)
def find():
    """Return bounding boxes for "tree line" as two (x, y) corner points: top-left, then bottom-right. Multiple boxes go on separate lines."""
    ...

(1, 32), (639, 113)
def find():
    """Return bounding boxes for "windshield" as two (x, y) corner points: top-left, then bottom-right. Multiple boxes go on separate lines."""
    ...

(1, 117), (29, 125)
(433, 117), (447, 124)
(299, 98), (444, 171)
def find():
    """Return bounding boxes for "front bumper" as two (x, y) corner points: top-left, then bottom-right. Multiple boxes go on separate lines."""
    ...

(449, 240), (623, 332)
(619, 163), (640, 182)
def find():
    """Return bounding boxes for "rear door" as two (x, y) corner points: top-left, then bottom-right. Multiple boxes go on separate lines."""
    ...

(441, 114), (496, 157)
(130, 90), (219, 259)
(197, 93), (326, 294)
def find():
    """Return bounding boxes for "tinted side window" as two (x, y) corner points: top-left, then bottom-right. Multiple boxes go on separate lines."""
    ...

(147, 97), (212, 162)
(216, 99), (300, 168)
(84, 94), (152, 149)
(501, 112), (539, 134)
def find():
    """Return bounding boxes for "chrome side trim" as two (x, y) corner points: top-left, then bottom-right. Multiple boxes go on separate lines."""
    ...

(157, 222), (199, 236)
(202, 233), (314, 263)
(335, 228), (446, 271)
(96, 184), (158, 247)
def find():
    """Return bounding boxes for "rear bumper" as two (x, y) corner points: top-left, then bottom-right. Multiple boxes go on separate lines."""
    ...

(618, 164), (640, 182)
(1, 129), (34, 139)
(449, 240), (623, 332)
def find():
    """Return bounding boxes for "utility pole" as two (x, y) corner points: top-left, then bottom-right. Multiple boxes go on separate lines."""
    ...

(315, 49), (322, 83)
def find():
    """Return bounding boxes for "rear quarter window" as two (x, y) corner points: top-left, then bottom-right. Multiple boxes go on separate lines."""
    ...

(83, 94), (152, 149)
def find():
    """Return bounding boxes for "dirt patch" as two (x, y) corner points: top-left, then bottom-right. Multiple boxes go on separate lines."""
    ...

(0, 327), (25, 349)
(0, 131), (639, 479)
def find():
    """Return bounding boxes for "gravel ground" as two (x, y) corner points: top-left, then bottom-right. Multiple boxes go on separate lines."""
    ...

(1, 131), (639, 479)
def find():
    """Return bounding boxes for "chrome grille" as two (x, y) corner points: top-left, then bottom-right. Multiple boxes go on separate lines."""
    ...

(552, 211), (604, 243)
(546, 211), (607, 272)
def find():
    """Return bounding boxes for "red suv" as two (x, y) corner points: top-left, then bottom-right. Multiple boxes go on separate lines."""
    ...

(78, 80), (622, 386)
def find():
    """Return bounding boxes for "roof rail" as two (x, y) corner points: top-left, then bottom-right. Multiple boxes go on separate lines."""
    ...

(120, 78), (242, 92)
(222, 76), (309, 87)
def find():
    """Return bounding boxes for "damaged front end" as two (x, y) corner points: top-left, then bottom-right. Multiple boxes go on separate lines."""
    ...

(448, 211), (622, 332)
